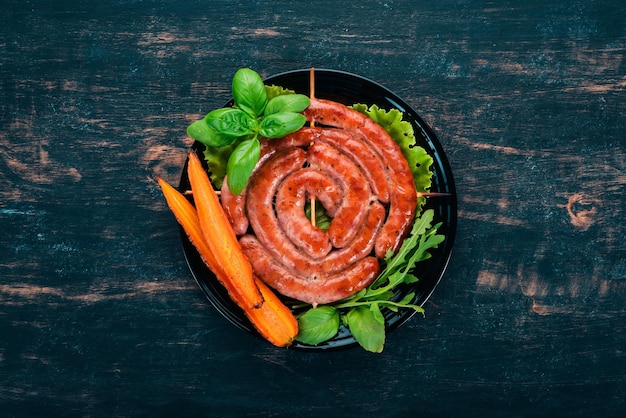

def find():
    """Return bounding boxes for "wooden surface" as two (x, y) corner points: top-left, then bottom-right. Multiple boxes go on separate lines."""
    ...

(1, 0), (625, 416)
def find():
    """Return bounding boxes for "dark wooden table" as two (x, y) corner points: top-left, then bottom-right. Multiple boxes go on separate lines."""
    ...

(2, 0), (625, 416)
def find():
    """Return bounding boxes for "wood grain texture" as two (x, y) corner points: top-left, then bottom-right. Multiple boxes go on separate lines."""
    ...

(1, 0), (625, 416)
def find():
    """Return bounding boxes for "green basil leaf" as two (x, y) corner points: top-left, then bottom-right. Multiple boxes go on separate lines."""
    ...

(186, 119), (214, 145)
(345, 306), (385, 353)
(232, 68), (267, 117)
(402, 273), (419, 284)
(188, 117), (237, 148)
(205, 108), (255, 141)
(265, 94), (310, 116)
(226, 138), (260, 195)
(259, 112), (306, 138)
(295, 306), (340, 345)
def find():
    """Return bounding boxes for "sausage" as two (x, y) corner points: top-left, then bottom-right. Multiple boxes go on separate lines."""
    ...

(313, 127), (390, 203)
(220, 176), (248, 235)
(303, 98), (417, 257)
(245, 147), (315, 273)
(239, 200), (385, 304)
(245, 145), (378, 275)
(307, 141), (371, 249)
(240, 234), (379, 305)
(275, 168), (341, 259)
(216, 97), (418, 305)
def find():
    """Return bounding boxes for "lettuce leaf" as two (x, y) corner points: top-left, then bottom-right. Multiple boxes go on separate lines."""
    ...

(265, 84), (296, 101)
(202, 142), (235, 189)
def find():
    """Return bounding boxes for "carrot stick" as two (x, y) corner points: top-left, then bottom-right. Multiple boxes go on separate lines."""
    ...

(245, 278), (299, 347)
(185, 151), (263, 309)
(157, 174), (298, 346)
(156, 176), (261, 309)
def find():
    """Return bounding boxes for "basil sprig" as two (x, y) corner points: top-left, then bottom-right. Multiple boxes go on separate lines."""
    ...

(187, 68), (310, 194)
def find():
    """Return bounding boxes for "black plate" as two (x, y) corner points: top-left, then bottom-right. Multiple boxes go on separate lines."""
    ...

(178, 69), (457, 350)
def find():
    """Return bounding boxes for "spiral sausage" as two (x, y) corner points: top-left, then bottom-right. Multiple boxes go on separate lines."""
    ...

(275, 168), (340, 259)
(219, 97), (417, 305)
(307, 141), (371, 249)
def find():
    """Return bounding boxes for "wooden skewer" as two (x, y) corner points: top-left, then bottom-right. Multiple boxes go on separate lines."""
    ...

(309, 67), (315, 101)
(416, 192), (451, 198)
(310, 195), (316, 227)
(309, 67), (317, 227)
(184, 189), (221, 196)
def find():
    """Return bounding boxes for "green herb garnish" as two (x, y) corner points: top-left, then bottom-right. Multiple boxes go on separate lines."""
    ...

(187, 68), (310, 194)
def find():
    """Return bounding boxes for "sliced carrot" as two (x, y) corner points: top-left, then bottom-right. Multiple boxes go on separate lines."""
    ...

(185, 151), (263, 310)
(157, 174), (298, 347)
(156, 176), (259, 308)
(245, 278), (299, 347)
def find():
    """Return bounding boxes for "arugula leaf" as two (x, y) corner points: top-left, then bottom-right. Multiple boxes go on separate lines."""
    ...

(372, 209), (441, 288)
(296, 306), (340, 345)
(345, 306), (385, 353)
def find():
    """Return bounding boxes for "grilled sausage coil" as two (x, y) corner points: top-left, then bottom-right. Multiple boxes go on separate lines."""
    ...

(220, 97), (417, 305)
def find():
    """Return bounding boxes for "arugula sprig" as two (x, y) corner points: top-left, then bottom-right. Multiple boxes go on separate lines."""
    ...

(295, 209), (444, 352)
(187, 68), (310, 194)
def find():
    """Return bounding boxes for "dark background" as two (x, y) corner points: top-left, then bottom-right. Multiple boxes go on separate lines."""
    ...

(1, 0), (624, 416)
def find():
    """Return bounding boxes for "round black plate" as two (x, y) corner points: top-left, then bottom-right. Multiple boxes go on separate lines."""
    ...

(179, 69), (457, 350)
